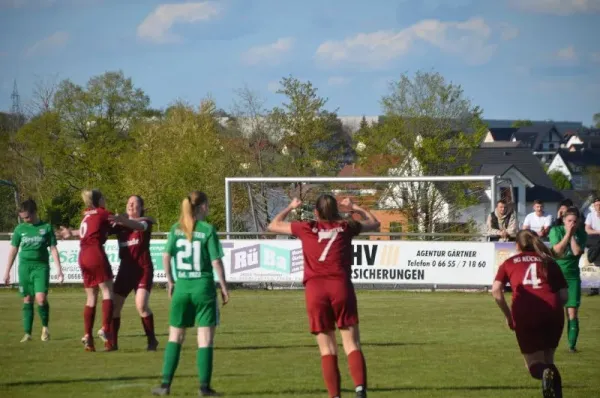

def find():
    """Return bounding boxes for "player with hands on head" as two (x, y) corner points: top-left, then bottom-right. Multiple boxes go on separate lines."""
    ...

(152, 191), (229, 397)
(3, 199), (64, 343)
(548, 207), (587, 353)
(492, 230), (568, 398)
(267, 195), (380, 398)
(109, 195), (160, 351)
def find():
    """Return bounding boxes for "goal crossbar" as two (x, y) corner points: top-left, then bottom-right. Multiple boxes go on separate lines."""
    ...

(225, 175), (498, 235)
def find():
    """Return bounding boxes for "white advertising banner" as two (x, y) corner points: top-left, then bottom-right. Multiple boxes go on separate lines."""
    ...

(1, 238), (598, 288)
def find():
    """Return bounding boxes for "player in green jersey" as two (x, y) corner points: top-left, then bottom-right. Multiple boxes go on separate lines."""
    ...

(549, 207), (587, 352)
(152, 191), (229, 397)
(3, 199), (64, 343)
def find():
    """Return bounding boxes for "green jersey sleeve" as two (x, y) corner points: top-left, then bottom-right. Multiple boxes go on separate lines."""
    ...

(165, 225), (177, 257)
(48, 224), (57, 247)
(207, 226), (224, 262)
(10, 225), (22, 248)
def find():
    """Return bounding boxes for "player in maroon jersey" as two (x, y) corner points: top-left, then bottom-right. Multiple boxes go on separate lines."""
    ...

(60, 189), (143, 352)
(268, 195), (380, 398)
(109, 195), (159, 351)
(492, 230), (568, 398)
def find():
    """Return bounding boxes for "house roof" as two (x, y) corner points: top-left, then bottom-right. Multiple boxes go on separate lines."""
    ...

(469, 147), (564, 202)
(511, 124), (562, 150)
(488, 127), (517, 141)
(555, 149), (600, 173)
(480, 141), (525, 148)
(483, 119), (583, 134)
(581, 136), (600, 149)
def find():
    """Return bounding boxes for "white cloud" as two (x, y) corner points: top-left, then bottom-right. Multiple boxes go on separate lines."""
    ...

(267, 80), (280, 93)
(327, 76), (351, 86)
(137, 2), (221, 44)
(315, 17), (497, 68)
(555, 45), (577, 61)
(499, 23), (519, 40)
(510, 0), (600, 15)
(241, 37), (294, 66)
(26, 31), (69, 57)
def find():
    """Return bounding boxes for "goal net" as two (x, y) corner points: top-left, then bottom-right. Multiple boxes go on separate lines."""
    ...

(225, 176), (496, 241)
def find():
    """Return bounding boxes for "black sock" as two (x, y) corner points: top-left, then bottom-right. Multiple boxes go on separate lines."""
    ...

(548, 364), (563, 397)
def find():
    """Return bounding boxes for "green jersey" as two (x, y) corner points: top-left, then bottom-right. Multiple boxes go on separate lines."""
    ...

(549, 225), (587, 279)
(11, 221), (57, 266)
(165, 221), (224, 291)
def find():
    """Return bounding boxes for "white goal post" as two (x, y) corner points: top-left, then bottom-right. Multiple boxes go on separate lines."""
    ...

(224, 175), (498, 238)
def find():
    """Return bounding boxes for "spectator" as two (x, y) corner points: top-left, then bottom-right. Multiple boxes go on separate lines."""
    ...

(553, 199), (574, 228)
(522, 200), (553, 239)
(487, 200), (517, 242)
(584, 197), (600, 296)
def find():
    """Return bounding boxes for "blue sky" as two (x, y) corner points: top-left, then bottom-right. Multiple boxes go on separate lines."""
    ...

(0, 0), (599, 125)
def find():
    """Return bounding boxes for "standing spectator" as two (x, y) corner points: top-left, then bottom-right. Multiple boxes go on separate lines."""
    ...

(523, 200), (553, 239)
(487, 200), (517, 242)
(584, 197), (600, 296)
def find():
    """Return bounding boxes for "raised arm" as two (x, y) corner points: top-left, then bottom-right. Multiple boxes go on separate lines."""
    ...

(109, 214), (148, 231)
(343, 199), (380, 232)
(267, 198), (302, 235)
(569, 234), (584, 256)
(551, 226), (573, 257)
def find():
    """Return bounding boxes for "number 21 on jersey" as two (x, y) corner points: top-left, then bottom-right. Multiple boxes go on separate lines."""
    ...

(522, 263), (542, 289)
(176, 239), (202, 272)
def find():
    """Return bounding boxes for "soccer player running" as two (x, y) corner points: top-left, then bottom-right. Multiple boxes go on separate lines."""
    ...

(267, 195), (380, 398)
(110, 195), (159, 351)
(152, 191), (229, 397)
(3, 199), (64, 342)
(548, 207), (587, 352)
(60, 189), (141, 352)
(492, 230), (567, 398)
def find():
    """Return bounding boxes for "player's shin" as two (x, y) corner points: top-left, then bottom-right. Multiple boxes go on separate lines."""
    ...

(102, 299), (114, 334)
(321, 355), (341, 398)
(197, 347), (213, 388)
(38, 301), (49, 327)
(568, 318), (579, 350)
(347, 350), (367, 391)
(22, 302), (34, 335)
(84, 305), (96, 337)
(142, 314), (157, 344)
(161, 342), (182, 386)
(111, 317), (121, 347)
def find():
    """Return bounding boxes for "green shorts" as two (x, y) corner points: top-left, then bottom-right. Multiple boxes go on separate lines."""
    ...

(565, 278), (581, 308)
(18, 264), (50, 298)
(168, 287), (219, 328)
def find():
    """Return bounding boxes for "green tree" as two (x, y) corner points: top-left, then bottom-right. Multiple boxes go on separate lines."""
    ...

(511, 120), (534, 128)
(549, 170), (572, 190)
(356, 70), (487, 235)
(593, 113), (600, 129)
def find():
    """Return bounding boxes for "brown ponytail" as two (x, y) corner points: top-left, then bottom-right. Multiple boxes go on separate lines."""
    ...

(516, 230), (554, 271)
(315, 194), (341, 222)
(179, 191), (208, 241)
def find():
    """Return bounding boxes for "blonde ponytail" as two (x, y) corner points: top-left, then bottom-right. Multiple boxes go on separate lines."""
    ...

(82, 189), (103, 208)
(179, 197), (195, 241)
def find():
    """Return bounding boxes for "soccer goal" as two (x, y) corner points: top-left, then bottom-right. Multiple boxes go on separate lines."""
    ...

(224, 175), (497, 241)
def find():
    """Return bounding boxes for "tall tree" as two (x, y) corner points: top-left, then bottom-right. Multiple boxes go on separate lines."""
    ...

(356, 70), (487, 235)
(593, 112), (600, 129)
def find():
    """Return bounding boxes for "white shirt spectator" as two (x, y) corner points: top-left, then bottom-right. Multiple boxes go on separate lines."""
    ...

(585, 211), (600, 231)
(523, 212), (553, 233)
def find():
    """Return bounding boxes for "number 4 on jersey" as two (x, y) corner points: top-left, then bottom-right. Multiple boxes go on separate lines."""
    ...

(522, 263), (542, 289)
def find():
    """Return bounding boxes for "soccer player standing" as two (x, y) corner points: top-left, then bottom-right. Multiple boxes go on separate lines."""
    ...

(492, 230), (568, 398)
(548, 207), (587, 352)
(152, 191), (229, 397)
(3, 199), (64, 342)
(109, 195), (159, 351)
(267, 195), (380, 398)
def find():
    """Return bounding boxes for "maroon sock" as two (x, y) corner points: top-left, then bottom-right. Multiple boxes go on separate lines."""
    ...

(347, 350), (367, 390)
(321, 355), (341, 398)
(111, 317), (121, 346)
(141, 314), (156, 343)
(101, 300), (114, 334)
(84, 305), (96, 337)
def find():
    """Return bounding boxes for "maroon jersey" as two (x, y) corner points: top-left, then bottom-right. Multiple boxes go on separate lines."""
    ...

(79, 207), (112, 249)
(114, 220), (153, 268)
(291, 220), (362, 284)
(495, 252), (567, 316)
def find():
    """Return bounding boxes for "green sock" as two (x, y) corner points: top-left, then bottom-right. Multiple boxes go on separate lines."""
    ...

(161, 342), (182, 386)
(568, 318), (579, 349)
(38, 302), (50, 327)
(197, 347), (214, 387)
(23, 303), (34, 335)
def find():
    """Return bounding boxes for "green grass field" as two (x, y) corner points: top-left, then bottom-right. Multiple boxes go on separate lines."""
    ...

(0, 288), (599, 398)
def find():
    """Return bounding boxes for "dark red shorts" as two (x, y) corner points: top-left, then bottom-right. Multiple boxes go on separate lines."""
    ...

(113, 264), (153, 297)
(304, 278), (358, 334)
(513, 309), (564, 354)
(79, 249), (113, 288)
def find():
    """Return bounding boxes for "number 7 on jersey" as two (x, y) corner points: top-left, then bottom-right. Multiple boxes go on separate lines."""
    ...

(317, 230), (338, 262)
